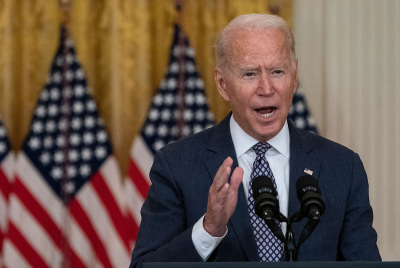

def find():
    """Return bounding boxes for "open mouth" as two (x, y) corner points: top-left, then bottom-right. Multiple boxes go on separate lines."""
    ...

(255, 107), (276, 118)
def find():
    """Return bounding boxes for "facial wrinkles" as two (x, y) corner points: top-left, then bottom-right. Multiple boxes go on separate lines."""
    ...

(227, 30), (293, 139)
(231, 32), (291, 77)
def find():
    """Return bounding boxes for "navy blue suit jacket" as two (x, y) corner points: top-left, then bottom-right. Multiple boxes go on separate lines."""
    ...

(130, 114), (381, 267)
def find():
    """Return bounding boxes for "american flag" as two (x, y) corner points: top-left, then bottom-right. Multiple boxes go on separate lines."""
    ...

(289, 90), (318, 134)
(124, 24), (215, 249)
(2, 26), (130, 267)
(0, 120), (14, 266)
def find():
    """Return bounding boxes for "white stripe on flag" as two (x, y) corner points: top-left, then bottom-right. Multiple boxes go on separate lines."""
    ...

(0, 193), (6, 230)
(67, 212), (103, 267)
(0, 152), (14, 234)
(15, 153), (64, 226)
(76, 176), (130, 267)
(1, 152), (14, 179)
(3, 241), (31, 268)
(131, 135), (154, 184)
(100, 156), (125, 209)
(7, 197), (62, 266)
(124, 176), (145, 224)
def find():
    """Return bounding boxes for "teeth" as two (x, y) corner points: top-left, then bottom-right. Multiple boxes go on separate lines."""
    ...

(260, 110), (274, 118)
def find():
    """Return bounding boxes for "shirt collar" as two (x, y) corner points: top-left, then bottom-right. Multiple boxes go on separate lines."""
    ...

(229, 115), (290, 159)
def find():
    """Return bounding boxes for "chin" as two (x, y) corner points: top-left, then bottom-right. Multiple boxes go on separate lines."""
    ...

(255, 125), (281, 141)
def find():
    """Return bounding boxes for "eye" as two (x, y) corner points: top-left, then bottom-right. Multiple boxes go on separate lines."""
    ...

(272, 70), (284, 75)
(244, 72), (255, 77)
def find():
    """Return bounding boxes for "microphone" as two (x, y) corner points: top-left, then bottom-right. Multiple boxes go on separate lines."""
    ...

(293, 175), (326, 260)
(252, 176), (286, 243)
(252, 176), (279, 219)
(296, 175), (325, 219)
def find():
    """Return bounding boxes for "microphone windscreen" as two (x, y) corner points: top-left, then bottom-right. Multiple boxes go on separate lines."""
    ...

(296, 175), (321, 199)
(252, 176), (276, 200)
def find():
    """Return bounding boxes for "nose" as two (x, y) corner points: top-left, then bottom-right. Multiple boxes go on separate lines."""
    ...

(257, 73), (274, 96)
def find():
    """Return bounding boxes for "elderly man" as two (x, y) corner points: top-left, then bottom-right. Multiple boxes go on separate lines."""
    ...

(130, 14), (380, 267)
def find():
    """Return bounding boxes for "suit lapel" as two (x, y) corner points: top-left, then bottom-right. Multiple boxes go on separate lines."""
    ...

(288, 123), (321, 217)
(204, 114), (259, 261)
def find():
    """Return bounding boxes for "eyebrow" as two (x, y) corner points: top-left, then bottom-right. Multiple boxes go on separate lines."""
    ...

(269, 63), (289, 69)
(239, 67), (260, 72)
(239, 63), (289, 72)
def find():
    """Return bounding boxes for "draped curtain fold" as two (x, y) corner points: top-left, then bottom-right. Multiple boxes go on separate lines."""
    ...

(0, 0), (293, 173)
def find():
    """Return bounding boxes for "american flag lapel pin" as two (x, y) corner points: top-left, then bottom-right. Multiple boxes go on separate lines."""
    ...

(304, 168), (313, 176)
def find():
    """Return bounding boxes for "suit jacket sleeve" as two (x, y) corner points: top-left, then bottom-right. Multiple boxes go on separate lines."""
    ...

(129, 149), (204, 268)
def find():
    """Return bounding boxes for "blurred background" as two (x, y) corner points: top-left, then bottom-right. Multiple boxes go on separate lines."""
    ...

(0, 0), (399, 265)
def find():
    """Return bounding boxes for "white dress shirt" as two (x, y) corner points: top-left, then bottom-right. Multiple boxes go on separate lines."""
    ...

(192, 115), (290, 261)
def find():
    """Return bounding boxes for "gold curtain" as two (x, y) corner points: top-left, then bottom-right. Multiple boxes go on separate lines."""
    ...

(0, 0), (293, 174)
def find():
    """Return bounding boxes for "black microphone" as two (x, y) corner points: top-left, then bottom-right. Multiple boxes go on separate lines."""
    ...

(252, 176), (286, 243)
(293, 175), (326, 260)
(296, 175), (325, 219)
(252, 176), (279, 219)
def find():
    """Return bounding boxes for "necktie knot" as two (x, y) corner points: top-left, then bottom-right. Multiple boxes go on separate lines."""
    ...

(253, 142), (271, 156)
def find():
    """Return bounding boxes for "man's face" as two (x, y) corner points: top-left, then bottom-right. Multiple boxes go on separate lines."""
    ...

(215, 28), (298, 142)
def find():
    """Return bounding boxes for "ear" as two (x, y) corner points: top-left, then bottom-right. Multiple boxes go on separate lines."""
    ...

(292, 60), (299, 94)
(214, 67), (230, 101)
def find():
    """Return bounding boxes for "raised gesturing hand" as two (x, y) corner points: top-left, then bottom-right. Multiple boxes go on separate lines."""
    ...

(203, 157), (244, 237)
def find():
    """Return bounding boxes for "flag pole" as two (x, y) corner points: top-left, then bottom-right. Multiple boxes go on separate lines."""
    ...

(59, 1), (73, 267)
(175, 0), (186, 139)
(59, 0), (72, 30)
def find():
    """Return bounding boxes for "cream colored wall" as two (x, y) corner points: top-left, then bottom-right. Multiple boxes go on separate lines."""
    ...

(294, 0), (400, 261)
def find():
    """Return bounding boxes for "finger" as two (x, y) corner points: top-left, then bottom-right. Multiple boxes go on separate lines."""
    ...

(212, 157), (233, 190)
(215, 183), (230, 203)
(230, 167), (243, 192)
(215, 167), (243, 204)
(225, 167), (243, 204)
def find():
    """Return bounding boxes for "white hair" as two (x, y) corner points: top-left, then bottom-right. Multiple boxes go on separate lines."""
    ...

(215, 13), (297, 69)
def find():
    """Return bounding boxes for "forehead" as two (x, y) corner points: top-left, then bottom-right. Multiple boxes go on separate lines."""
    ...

(226, 28), (290, 63)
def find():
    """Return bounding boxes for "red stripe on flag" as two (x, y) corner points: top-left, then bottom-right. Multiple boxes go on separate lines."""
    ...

(91, 171), (130, 251)
(11, 176), (85, 267)
(61, 245), (86, 268)
(128, 159), (150, 200)
(7, 222), (48, 268)
(0, 168), (9, 199)
(0, 228), (4, 252)
(0, 167), (8, 254)
(13, 176), (65, 249)
(69, 198), (113, 268)
(125, 211), (139, 243)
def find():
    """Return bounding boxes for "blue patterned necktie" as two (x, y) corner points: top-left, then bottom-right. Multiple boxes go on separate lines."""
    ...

(248, 142), (283, 262)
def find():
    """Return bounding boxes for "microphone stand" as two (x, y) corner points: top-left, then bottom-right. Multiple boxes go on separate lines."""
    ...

(285, 212), (302, 261)
(293, 211), (321, 261)
(270, 210), (322, 261)
(285, 226), (295, 262)
(262, 210), (321, 262)
(263, 215), (287, 244)
(263, 213), (293, 261)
